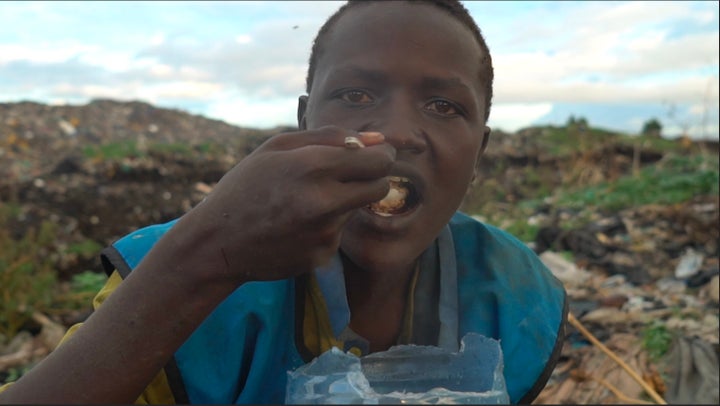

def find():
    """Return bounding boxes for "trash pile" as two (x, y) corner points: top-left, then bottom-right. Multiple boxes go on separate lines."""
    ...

(528, 193), (718, 404)
(1, 100), (718, 403)
(535, 243), (718, 404)
(0, 100), (281, 279)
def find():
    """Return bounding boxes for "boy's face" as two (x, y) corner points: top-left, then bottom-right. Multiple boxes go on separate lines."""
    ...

(298, 1), (490, 272)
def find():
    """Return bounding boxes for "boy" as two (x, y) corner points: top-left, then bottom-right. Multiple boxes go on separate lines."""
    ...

(0, 1), (566, 404)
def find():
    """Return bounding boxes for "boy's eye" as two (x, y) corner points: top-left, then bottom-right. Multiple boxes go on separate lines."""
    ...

(425, 99), (462, 116)
(340, 90), (372, 103)
(339, 90), (373, 104)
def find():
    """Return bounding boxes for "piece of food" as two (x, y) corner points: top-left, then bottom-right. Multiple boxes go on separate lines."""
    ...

(344, 136), (365, 149)
(368, 176), (412, 216)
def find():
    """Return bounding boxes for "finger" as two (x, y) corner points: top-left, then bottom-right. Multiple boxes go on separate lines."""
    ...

(335, 144), (395, 182)
(358, 131), (385, 146)
(344, 131), (385, 149)
(266, 126), (385, 151)
(285, 143), (395, 182)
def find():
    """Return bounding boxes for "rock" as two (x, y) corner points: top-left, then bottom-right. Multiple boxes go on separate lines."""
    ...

(539, 251), (592, 287)
(675, 247), (705, 279)
(701, 275), (720, 304)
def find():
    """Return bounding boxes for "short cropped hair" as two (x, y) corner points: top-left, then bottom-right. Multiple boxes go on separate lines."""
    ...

(305, 0), (494, 121)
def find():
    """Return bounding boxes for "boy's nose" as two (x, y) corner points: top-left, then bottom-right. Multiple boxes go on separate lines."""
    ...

(384, 127), (427, 153)
(373, 100), (427, 154)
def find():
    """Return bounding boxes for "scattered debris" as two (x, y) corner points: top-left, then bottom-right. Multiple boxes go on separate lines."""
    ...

(0, 100), (717, 403)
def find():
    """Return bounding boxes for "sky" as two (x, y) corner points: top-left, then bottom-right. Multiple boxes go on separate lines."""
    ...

(1, 1), (718, 140)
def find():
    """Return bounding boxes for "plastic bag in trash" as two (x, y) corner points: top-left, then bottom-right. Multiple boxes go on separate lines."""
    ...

(285, 332), (509, 404)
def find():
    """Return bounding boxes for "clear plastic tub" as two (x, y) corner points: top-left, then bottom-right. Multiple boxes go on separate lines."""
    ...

(285, 333), (509, 404)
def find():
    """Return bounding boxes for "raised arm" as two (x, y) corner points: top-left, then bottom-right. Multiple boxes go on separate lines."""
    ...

(0, 128), (394, 404)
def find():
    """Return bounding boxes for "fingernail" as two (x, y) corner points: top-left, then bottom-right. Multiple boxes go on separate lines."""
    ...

(358, 131), (384, 145)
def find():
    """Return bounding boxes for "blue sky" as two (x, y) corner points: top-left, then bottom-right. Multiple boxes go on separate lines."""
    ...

(1, 1), (718, 139)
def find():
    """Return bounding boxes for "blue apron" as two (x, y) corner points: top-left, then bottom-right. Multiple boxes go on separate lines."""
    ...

(100, 211), (567, 404)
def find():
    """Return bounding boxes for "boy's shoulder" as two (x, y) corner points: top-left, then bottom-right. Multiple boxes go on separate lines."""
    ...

(450, 211), (536, 256)
(100, 218), (180, 277)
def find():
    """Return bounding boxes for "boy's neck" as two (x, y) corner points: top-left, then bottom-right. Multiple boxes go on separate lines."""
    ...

(342, 259), (417, 352)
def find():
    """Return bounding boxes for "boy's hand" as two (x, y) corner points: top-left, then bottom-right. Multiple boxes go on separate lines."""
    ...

(165, 126), (395, 284)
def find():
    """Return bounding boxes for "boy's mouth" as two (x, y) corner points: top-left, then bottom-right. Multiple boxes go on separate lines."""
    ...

(367, 176), (419, 217)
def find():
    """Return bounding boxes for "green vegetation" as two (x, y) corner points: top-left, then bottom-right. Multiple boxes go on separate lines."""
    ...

(70, 271), (107, 296)
(0, 204), (106, 345)
(503, 220), (541, 244)
(0, 201), (106, 383)
(534, 124), (620, 157)
(0, 207), (58, 343)
(66, 240), (103, 257)
(3, 364), (33, 384)
(641, 118), (663, 137)
(641, 321), (674, 362)
(555, 154), (718, 212)
(82, 139), (143, 160)
(81, 140), (227, 161)
(499, 153), (718, 239)
(464, 121), (718, 242)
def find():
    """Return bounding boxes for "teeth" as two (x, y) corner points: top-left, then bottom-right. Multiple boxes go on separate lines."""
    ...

(368, 176), (411, 216)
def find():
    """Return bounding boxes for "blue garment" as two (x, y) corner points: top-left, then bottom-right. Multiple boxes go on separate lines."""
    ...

(312, 224), (459, 354)
(100, 211), (567, 404)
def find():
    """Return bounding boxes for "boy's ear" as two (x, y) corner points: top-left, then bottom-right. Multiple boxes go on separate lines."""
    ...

(297, 95), (309, 130)
(471, 126), (492, 185)
(479, 126), (491, 155)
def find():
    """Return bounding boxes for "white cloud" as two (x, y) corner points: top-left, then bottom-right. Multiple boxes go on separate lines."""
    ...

(139, 81), (223, 101)
(51, 83), (130, 100)
(243, 64), (307, 96)
(178, 66), (211, 80)
(264, 1), (345, 19)
(49, 98), (71, 106)
(486, 0), (718, 128)
(664, 122), (719, 139)
(77, 51), (143, 73)
(496, 72), (718, 104)
(49, 80), (222, 103)
(615, 32), (719, 77)
(488, 103), (554, 132)
(235, 34), (253, 45)
(149, 63), (174, 78)
(494, 29), (717, 88)
(150, 33), (166, 46)
(205, 94), (298, 128)
(0, 43), (97, 65)
(0, 1), (717, 139)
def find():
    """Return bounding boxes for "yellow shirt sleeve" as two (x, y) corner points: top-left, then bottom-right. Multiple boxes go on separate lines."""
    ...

(1, 271), (177, 404)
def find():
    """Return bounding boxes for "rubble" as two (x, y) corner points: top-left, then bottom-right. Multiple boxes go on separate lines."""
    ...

(538, 250), (719, 404)
(1, 100), (718, 403)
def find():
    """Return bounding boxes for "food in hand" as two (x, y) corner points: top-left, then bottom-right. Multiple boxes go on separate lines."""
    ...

(344, 136), (366, 149)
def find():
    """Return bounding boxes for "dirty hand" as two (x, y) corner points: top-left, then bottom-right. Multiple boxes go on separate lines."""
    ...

(165, 126), (394, 284)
